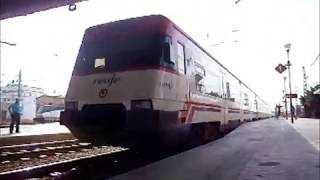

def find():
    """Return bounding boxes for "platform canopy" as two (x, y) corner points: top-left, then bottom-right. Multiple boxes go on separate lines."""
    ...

(0, 0), (84, 20)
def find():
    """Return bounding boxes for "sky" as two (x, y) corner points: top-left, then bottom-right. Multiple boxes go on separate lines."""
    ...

(0, 0), (319, 107)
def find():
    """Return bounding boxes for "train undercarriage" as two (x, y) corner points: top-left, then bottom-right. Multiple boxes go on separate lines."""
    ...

(60, 104), (227, 148)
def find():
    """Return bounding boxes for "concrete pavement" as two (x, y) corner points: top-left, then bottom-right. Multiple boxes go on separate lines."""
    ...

(287, 118), (319, 151)
(0, 122), (70, 137)
(110, 118), (320, 180)
(0, 122), (72, 146)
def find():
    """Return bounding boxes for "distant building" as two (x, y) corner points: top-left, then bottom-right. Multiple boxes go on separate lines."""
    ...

(0, 84), (44, 123)
(36, 95), (65, 108)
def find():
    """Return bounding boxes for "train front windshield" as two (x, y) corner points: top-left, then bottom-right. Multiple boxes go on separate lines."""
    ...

(73, 31), (164, 75)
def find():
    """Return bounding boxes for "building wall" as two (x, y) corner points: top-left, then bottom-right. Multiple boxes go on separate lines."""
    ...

(20, 96), (37, 123)
(0, 84), (44, 123)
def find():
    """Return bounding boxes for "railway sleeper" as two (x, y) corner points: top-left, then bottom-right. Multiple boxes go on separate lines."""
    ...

(0, 143), (92, 162)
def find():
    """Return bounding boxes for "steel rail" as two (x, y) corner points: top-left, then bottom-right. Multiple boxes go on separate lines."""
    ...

(0, 142), (91, 162)
(0, 148), (129, 179)
(0, 139), (78, 151)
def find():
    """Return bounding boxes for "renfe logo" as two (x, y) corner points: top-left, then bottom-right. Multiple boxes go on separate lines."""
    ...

(99, 88), (108, 97)
(93, 74), (120, 98)
(93, 74), (120, 87)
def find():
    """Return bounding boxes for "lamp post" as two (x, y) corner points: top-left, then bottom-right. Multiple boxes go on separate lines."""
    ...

(283, 77), (288, 119)
(0, 41), (17, 121)
(284, 43), (294, 123)
(310, 54), (320, 85)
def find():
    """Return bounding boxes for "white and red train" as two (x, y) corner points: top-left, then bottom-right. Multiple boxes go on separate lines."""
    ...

(60, 15), (272, 144)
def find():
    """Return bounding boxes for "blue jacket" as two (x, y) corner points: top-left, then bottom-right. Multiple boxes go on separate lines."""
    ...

(10, 102), (23, 115)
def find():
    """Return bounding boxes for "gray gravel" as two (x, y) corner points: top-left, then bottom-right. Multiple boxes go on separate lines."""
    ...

(0, 145), (127, 173)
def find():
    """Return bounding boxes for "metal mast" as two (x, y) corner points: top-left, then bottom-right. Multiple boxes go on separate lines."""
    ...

(310, 54), (320, 85)
(302, 66), (308, 96)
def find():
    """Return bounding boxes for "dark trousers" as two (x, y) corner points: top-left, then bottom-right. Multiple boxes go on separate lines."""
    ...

(10, 114), (20, 133)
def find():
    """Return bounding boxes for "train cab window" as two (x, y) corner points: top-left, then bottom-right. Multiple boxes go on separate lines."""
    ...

(162, 36), (174, 65)
(177, 42), (186, 74)
(94, 57), (106, 68)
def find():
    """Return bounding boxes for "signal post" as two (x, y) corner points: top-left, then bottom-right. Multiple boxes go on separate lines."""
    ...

(274, 43), (295, 123)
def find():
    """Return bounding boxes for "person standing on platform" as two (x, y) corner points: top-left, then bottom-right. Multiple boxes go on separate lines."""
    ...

(8, 98), (23, 133)
(275, 105), (281, 119)
(291, 105), (297, 120)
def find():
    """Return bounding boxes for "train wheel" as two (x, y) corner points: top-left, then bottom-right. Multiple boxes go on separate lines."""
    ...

(189, 122), (220, 146)
(203, 122), (220, 142)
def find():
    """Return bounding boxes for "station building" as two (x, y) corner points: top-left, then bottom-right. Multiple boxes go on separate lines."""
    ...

(0, 84), (44, 123)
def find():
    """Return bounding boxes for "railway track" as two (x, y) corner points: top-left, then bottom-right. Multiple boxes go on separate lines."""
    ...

(0, 139), (195, 180)
(0, 138), (128, 179)
(0, 139), (78, 152)
(0, 137), (188, 179)
(0, 146), (129, 179)
(0, 124), (238, 179)
(0, 139), (92, 162)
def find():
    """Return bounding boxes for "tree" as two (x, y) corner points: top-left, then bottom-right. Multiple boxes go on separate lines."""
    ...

(300, 84), (320, 118)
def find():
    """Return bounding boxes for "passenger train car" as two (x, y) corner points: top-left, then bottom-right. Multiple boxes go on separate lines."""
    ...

(60, 15), (272, 144)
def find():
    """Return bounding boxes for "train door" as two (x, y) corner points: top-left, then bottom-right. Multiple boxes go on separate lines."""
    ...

(176, 42), (189, 101)
(219, 69), (227, 126)
(239, 90), (244, 122)
(185, 46), (194, 101)
(254, 95), (258, 119)
(225, 81), (232, 124)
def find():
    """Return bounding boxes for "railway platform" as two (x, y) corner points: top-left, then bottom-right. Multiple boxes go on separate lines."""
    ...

(111, 118), (320, 180)
(0, 122), (73, 146)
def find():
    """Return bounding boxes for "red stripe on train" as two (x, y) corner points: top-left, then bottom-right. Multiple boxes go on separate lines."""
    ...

(186, 106), (222, 123)
(73, 66), (179, 76)
(187, 101), (223, 109)
(183, 101), (223, 123)
(183, 101), (247, 122)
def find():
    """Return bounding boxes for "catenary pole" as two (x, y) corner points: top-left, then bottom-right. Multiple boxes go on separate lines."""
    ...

(286, 46), (294, 124)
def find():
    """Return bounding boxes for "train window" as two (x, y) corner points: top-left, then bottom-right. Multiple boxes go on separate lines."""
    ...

(204, 71), (222, 98)
(185, 48), (193, 67)
(75, 32), (162, 74)
(226, 82), (235, 102)
(244, 93), (249, 106)
(226, 82), (231, 98)
(195, 62), (205, 77)
(230, 79), (241, 103)
(194, 62), (206, 93)
(195, 74), (205, 93)
(94, 57), (106, 69)
(177, 42), (186, 74)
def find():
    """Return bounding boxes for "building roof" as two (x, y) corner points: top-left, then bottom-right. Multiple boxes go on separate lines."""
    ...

(36, 95), (65, 99)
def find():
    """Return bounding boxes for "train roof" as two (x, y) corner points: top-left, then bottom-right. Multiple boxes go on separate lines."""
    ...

(85, 15), (269, 106)
(84, 15), (170, 38)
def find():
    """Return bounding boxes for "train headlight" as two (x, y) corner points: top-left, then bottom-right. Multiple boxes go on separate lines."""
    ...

(65, 101), (78, 111)
(131, 100), (153, 110)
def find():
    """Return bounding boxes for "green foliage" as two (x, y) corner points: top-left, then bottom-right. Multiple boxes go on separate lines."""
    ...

(300, 84), (320, 118)
(310, 84), (320, 93)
